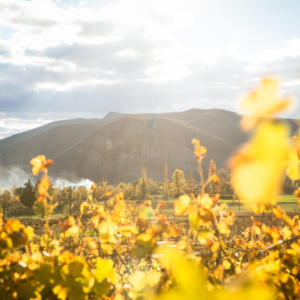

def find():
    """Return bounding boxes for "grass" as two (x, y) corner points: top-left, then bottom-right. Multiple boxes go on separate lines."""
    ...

(229, 203), (300, 212)
(163, 201), (300, 213)
(163, 194), (298, 204)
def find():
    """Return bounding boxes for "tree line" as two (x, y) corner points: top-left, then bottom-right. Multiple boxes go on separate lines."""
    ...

(0, 160), (234, 220)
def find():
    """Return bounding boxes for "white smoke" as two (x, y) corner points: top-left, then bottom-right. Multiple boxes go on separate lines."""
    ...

(0, 166), (94, 189)
(0, 166), (34, 189)
(50, 177), (94, 189)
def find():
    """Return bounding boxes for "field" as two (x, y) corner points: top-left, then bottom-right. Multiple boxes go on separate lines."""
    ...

(6, 195), (299, 221)
(160, 194), (300, 214)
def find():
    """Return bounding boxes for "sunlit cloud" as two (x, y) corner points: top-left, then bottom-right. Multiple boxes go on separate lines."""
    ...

(0, 0), (300, 138)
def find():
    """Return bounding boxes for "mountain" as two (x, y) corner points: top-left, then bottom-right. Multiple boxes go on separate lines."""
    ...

(0, 109), (299, 184)
(0, 117), (122, 167)
(0, 118), (100, 151)
(102, 112), (123, 120)
(50, 115), (236, 183)
(0, 112), (124, 151)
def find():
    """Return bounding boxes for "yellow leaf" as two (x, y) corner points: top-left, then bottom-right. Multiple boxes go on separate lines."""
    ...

(211, 174), (219, 183)
(154, 247), (205, 295)
(53, 285), (68, 300)
(229, 122), (289, 206)
(198, 193), (213, 208)
(198, 228), (214, 244)
(98, 219), (118, 243)
(174, 195), (190, 216)
(286, 148), (300, 181)
(217, 222), (230, 234)
(30, 155), (53, 175)
(95, 258), (119, 284)
(130, 271), (146, 291)
(80, 202), (89, 215)
(147, 270), (161, 287)
(239, 78), (292, 130)
(223, 260), (231, 270)
(192, 139), (207, 162)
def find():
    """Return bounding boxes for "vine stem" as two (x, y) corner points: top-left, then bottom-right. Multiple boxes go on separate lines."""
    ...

(198, 160), (205, 197)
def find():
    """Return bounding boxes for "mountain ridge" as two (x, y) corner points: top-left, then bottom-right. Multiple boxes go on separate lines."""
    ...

(1, 108), (299, 184)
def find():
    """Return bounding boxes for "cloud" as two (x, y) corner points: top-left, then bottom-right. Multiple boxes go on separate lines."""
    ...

(0, 0), (300, 138)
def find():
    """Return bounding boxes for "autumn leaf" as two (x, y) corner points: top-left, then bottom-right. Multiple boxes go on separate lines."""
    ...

(229, 122), (289, 207)
(90, 183), (96, 191)
(174, 195), (191, 216)
(240, 78), (293, 131)
(30, 155), (53, 175)
(192, 139), (207, 162)
(59, 216), (76, 233)
(286, 134), (300, 181)
(115, 192), (124, 202)
(241, 78), (292, 116)
(98, 218), (118, 244)
(80, 202), (90, 215)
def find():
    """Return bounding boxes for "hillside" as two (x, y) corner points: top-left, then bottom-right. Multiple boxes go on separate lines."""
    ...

(0, 117), (122, 167)
(0, 118), (100, 151)
(50, 115), (236, 183)
(1, 108), (299, 184)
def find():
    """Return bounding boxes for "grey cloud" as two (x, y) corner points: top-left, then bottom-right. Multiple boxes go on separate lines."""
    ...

(1, 43), (300, 134)
(0, 44), (10, 56)
(0, 3), (58, 28)
(11, 16), (58, 28)
(24, 31), (159, 77)
(78, 20), (116, 37)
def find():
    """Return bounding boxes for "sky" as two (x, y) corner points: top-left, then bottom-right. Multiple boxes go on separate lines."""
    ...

(1, 0), (300, 138)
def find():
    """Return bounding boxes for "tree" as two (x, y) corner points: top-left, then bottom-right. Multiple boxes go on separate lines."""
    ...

(141, 166), (147, 199)
(282, 175), (294, 194)
(140, 178), (147, 199)
(170, 169), (186, 197)
(124, 183), (133, 199)
(14, 187), (24, 198)
(131, 180), (139, 199)
(0, 190), (12, 221)
(20, 180), (36, 208)
(164, 164), (169, 197)
(76, 186), (88, 201)
(217, 168), (231, 194)
(63, 200), (81, 218)
(187, 172), (195, 193)
(33, 200), (53, 218)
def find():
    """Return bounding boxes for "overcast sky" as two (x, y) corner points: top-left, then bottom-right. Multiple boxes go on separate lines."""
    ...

(0, 0), (300, 138)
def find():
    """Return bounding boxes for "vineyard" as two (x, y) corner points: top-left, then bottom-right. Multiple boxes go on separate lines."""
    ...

(1, 78), (300, 300)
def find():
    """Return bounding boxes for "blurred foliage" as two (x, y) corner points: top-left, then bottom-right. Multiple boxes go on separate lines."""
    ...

(0, 78), (299, 300)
